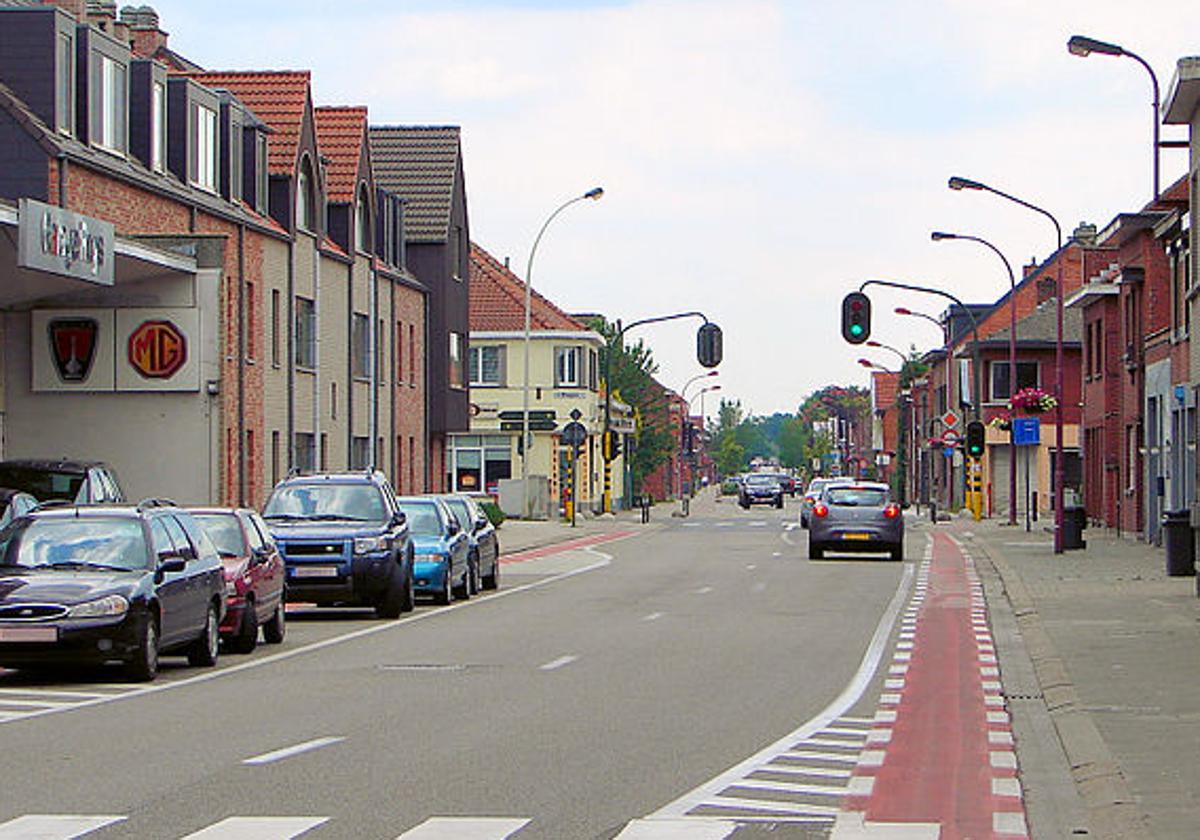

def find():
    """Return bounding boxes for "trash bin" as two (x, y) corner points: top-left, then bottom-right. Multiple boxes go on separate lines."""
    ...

(1061, 505), (1087, 550)
(1162, 509), (1195, 576)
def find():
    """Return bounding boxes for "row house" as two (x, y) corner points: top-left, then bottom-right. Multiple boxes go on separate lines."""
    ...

(0, 1), (442, 505)
(868, 370), (899, 488)
(464, 243), (626, 517)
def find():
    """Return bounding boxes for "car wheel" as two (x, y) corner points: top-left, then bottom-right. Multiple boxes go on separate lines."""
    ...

(401, 562), (416, 613)
(890, 543), (904, 562)
(467, 552), (480, 596)
(776, 497), (784, 509)
(262, 597), (286, 644)
(125, 614), (159, 682)
(187, 603), (220, 667)
(482, 547), (500, 591)
(435, 565), (453, 606)
(808, 542), (824, 560)
(228, 602), (258, 654)
(452, 562), (471, 601)
(376, 562), (406, 619)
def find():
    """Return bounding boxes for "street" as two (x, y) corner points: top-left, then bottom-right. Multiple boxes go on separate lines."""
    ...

(0, 499), (925, 839)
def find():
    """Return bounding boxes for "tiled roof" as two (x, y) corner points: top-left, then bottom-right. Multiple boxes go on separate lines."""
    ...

(181, 71), (310, 175)
(368, 126), (460, 243)
(469, 242), (587, 333)
(314, 106), (367, 203)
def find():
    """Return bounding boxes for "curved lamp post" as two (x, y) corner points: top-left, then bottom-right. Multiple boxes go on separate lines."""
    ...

(932, 231), (1018, 526)
(677, 372), (719, 499)
(521, 187), (604, 519)
(894, 306), (946, 343)
(949, 175), (1065, 552)
(865, 340), (907, 367)
(1068, 35), (1163, 201)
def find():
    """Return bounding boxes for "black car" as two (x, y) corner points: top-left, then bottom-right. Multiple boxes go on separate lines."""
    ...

(0, 501), (225, 681)
(739, 474), (784, 509)
(262, 471), (414, 618)
(0, 459), (124, 505)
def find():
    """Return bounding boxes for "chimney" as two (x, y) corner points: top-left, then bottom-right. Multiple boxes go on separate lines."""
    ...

(120, 5), (168, 59)
(42, 0), (87, 20)
(1023, 258), (1039, 279)
(85, 0), (117, 32)
(1036, 276), (1056, 303)
(1071, 221), (1098, 247)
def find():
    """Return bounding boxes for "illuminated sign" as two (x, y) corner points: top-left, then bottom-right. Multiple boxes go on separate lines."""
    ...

(127, 320), (187, 379)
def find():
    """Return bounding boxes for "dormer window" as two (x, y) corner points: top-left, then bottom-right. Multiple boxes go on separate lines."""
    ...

(193, 103), (217, 191)
(356, 186), (371, 253)
(56, 32), (74, 136)
(297, 157), (315, 232)
(93, 52), (127, 153)
(150, 80), (165, 171)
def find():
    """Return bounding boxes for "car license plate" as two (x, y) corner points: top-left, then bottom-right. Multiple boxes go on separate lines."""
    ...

(0, 626), (58, 642)
(842, 533), (871, 541)
(291, 565), (340, 578)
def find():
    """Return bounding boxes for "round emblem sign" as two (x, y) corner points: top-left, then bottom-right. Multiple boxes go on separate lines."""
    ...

(128, 320), (187, 379)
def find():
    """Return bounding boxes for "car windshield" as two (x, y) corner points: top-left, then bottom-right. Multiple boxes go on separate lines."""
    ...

(746, 475), (777, 485)
(0, 466), (84, 503)
(0, 517), (148, 571)
(192, 514), (245, 557)
(826, 487), (888, 507)
(263, 484), (387, 522)
(443, 498), (472, 529)
(397, 502), (443, 537)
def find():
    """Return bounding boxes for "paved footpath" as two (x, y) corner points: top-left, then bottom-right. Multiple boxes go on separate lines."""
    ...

(946, 516), (1200, 840)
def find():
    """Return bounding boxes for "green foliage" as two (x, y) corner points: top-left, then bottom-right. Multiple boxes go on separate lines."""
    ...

(479, 500), (505, 528)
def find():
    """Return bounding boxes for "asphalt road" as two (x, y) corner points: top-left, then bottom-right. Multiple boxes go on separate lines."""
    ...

(0, 499), (912, 839)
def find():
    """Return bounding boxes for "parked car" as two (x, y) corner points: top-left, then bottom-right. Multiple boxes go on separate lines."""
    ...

(190, 507), (286, 652)
(0, 459), (124, 505)
(0, 500), (225, 681)
(397, 496), (471, 605)
(262, 471), (414, 619)
(800, 477), (850, 527)
(807, 481), (904, 561)
(0, 489), (38, 528)
(439, 493), (501, 591)
(739, 474), (784, 509)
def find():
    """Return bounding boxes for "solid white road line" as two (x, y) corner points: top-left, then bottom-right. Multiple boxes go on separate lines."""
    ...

(242, 736), (344, 766)
(392, 818), (531, 839)
(0, 815), (125, 839)
(539, 655), (578, 672)
(642, 612), (665, 622)
(180, 817), (329, 839)
(612, 818), (738, 839)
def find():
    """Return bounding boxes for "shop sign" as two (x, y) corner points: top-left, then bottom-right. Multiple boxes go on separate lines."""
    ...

(17, 198), (114, 286)
(127, 320), (187, 379)
(47, 318), (99, 382)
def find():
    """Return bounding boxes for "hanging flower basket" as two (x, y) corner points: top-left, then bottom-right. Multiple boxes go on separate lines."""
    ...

(987, 411), (1012, 432)
(1009, 387), (1057, 414)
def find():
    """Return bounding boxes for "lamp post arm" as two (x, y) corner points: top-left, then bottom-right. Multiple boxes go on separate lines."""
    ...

(1123, 47), (1162, 200)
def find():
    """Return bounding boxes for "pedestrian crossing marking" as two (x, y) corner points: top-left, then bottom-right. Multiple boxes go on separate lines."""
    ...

(180, 817), (329, 839)
(0, 815), (125, 839)
(392, 817), (530, 839)
(612, 819), (738, 839)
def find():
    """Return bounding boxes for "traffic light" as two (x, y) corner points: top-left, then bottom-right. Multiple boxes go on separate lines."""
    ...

(697, 322), (723, 368)
(603, 430), (622, 461)
(841, 292), (871, 344)
(966, 420), (985, 458)
(682, 421), (695, 454)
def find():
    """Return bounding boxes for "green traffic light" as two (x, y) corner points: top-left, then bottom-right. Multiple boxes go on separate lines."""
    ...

(850, 324), (863, 336)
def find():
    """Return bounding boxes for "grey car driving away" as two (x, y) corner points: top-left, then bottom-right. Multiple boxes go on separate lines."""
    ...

(807, 481), (904, 561)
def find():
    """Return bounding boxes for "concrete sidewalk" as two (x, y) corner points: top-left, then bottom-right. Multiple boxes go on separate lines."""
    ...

(943, 516), (1200, 839)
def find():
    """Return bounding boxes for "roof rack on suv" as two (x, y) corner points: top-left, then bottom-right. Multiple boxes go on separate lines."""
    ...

(136, 498), (178, 511)
(32, 499), (74, 511)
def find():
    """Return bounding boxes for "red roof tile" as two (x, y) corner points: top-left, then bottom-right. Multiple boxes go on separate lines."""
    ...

(314, 106), (367, 203)
(180, 71), (311, 175)
(469, 242), (587, 332)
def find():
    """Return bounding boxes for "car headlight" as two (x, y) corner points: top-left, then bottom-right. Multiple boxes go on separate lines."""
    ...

(67, 594), (129, 619)
(353, 535), (389, 555)
(415, 551), (448, 562)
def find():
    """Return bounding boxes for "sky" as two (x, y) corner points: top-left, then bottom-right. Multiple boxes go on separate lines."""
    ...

(150, 0), (1197, 418)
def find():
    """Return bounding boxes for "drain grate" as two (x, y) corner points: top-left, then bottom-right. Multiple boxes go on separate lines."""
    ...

(1006, 692), (1044, 701)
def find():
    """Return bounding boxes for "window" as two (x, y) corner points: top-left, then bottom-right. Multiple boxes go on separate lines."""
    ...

(297, 158), (315, 232)
(245, 281), (256, 361)
(330, 382), (337, 420)
(294, 433), (316, 473)
(409, 325), (416, 385)
(56, 33), (74, 136)
(450, 224), (463, 280)
(271, 289), (281, 367)
(356, 188), (371, 253)
(449, 332), (464, 388)
(469, 345), (505, 386)
(352, 313), (370, 379)
(395, 320), (404, 383)
(989, 361), (1039, 401)
(588, 349), (599, 390)
(377, 318), (385, 383)
(191, 103), (217, 190)
(256, 133), (269, 215)
(351, 437), (371, 471)
(271, 431), (280, 487)
(150, 80), (165, 171)
(555, 346), (581, 387)
(94, 53), (127, 153)
(295, 297), (316, 368)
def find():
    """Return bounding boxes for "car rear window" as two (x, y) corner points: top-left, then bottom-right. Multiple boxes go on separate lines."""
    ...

(0, 466), (85, 503)
(398, 502), (443, 536)
(826, 487), (888, 507)
(192, 513), (245, 557)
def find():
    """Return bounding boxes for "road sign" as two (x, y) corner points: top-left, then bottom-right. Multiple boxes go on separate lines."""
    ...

(942, 430), (959, 445)
(569, 408), (583, 421)
(1013, 416), (1040, 446)
(500, 419), (556, 432)
(561, 421), (587, 447)
(940, 410), (961, 430)
(498, 410), (556, 421)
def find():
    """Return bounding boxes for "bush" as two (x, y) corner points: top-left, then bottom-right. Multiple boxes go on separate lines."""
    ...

(479, 500), (505, 528)
(721, 479), (740, 495)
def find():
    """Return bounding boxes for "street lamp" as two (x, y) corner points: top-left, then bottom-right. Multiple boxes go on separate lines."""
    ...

(894, 307), (946, 342)
(932, 230), (1019, 526)
(949, 175), (1066, 553)
(858, 358), (897, 374)
(521, 187), (604, 519)
(865, 340), (907, 367)
(676, 372), (719, 500)
(1067, 35), (1162, 201)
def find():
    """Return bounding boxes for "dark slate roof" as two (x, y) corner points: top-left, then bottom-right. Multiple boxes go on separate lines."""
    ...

(367, 126), (460, 244)
(961, 299), (1081, 350)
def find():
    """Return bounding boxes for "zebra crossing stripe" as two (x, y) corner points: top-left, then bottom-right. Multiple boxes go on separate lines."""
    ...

(612, 818), (738, 839)
(391, 817), (531, 839)
(0, 815), (125, 839)
(180, 817), (329, 839)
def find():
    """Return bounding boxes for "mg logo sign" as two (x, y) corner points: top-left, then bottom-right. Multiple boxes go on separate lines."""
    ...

(127, 320), (187, 379)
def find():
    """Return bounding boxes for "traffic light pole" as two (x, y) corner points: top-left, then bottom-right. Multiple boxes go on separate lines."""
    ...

(601, 311), (714, 513)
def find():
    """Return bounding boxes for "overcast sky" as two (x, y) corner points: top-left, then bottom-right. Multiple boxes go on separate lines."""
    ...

(152, 0), (1196, 418)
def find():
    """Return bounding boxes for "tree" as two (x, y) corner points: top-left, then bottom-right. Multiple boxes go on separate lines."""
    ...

(777, 416), (808, 470)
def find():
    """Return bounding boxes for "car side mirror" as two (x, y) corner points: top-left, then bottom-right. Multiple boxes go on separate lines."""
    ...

(475, 515), (489, 531)
(251, 546), (271, 565)
(392, 511), (407, 528)
(447, 520), (460, 537)
(158, 556), (186, 574)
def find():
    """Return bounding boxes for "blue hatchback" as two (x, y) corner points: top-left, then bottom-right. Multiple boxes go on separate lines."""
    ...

(397, 496), (470, 605)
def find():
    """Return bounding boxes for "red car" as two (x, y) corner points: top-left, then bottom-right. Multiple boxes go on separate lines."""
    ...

(189, 507), (286, 653)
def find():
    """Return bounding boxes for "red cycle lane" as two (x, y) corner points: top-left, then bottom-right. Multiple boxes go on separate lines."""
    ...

(840, 531), (1028, 839)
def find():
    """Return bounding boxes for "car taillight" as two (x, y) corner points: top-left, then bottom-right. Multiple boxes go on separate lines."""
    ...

(813, 503), (829, 518)
(883, 504), (900, 519)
